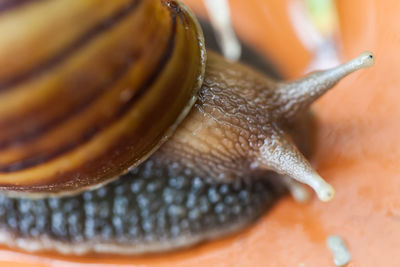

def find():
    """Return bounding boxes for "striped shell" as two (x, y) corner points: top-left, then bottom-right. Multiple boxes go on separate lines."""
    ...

(0, 0), (205, 195)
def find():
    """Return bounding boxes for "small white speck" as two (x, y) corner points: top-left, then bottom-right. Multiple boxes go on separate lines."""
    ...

(327, 235), (351, 266)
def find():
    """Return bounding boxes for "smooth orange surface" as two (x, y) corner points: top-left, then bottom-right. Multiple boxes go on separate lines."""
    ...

(1, 0), (399, 266)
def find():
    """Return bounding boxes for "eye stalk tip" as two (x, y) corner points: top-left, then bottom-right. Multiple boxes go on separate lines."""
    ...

(316, 182), (335, 202)
(357, 51), (375, 68)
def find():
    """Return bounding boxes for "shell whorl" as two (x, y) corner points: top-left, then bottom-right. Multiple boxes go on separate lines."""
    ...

(0, 0), (205, 195)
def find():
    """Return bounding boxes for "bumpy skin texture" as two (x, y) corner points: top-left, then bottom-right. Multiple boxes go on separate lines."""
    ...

(159, 51), (344, 203)
(160, 52), (310, 181)
(0, 50), (373, 254)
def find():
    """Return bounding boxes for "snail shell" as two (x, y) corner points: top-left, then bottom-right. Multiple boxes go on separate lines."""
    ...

(0, 0), (375, 255)
(0, 0), (205, 195)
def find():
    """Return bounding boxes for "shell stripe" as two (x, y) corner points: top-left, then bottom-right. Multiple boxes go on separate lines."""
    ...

(0, 0), (142, 92)
(0, 0), (152, 152)
(0, 0), (146, 149)
(0, 0), (45, 13)
(0, 14), (178, 173)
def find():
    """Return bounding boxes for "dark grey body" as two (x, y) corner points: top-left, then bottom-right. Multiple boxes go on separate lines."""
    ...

(0, 158), (283, 254)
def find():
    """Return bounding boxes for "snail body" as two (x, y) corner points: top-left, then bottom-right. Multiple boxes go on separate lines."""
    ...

(0, 0), (374, 255)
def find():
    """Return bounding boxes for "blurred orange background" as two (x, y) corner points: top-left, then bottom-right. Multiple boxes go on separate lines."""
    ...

(1, 0), (400, 266)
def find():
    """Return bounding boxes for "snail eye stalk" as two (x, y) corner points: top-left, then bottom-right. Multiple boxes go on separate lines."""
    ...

(255, 133), (335, 202)
(275, 51), (375, 120)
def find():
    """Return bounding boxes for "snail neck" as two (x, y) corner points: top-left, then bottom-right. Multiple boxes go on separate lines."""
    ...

(158, 50), (373, 201)
(158, 51), (275, 181)
(158, 51), (305, 182)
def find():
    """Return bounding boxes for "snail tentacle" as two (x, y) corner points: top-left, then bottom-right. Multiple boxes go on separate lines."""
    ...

(275, 51), (375, 120)
(256, 132), (334, 202)
(282, 175), (311, 203)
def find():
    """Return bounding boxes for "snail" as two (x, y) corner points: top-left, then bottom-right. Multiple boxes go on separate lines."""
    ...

(0, 0), (374, 255)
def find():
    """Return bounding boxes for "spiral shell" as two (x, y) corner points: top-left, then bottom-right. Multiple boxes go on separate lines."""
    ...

(0, 0), (205, 195)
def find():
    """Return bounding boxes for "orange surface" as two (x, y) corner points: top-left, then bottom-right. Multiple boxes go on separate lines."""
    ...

(1, 0), (400, 266)
(183, 0), (312, 77)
